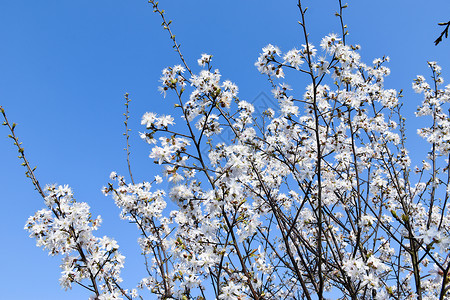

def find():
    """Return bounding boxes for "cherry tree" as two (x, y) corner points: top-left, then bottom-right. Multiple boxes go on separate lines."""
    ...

(2, 0), (450, 299)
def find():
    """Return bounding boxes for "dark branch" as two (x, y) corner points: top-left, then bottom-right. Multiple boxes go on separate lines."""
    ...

(434, 21), (450, 45)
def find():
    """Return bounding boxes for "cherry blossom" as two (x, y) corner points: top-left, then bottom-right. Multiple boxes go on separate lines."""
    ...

(2, 0), (450, 299)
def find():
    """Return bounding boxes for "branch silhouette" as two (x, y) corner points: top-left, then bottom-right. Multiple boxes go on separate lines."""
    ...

(434, 20), (450, 45)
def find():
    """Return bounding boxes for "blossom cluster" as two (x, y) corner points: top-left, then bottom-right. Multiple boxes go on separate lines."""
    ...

(25, 184), (130, 299)
(21, 9), (450, 299)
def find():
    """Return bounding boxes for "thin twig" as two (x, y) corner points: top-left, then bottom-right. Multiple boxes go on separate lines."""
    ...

(123, 93), (135, 185)
(1, 106), (45, 197)
(434, 21), (450, 45)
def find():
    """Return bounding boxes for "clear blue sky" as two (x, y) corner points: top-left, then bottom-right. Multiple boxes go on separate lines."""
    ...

(0, 1), (449, 299)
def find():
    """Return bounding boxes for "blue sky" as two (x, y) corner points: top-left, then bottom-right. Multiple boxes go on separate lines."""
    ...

(0, 0), (449, 299)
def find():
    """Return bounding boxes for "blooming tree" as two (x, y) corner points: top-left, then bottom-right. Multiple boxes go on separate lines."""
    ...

(2, 0), (450, 299)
